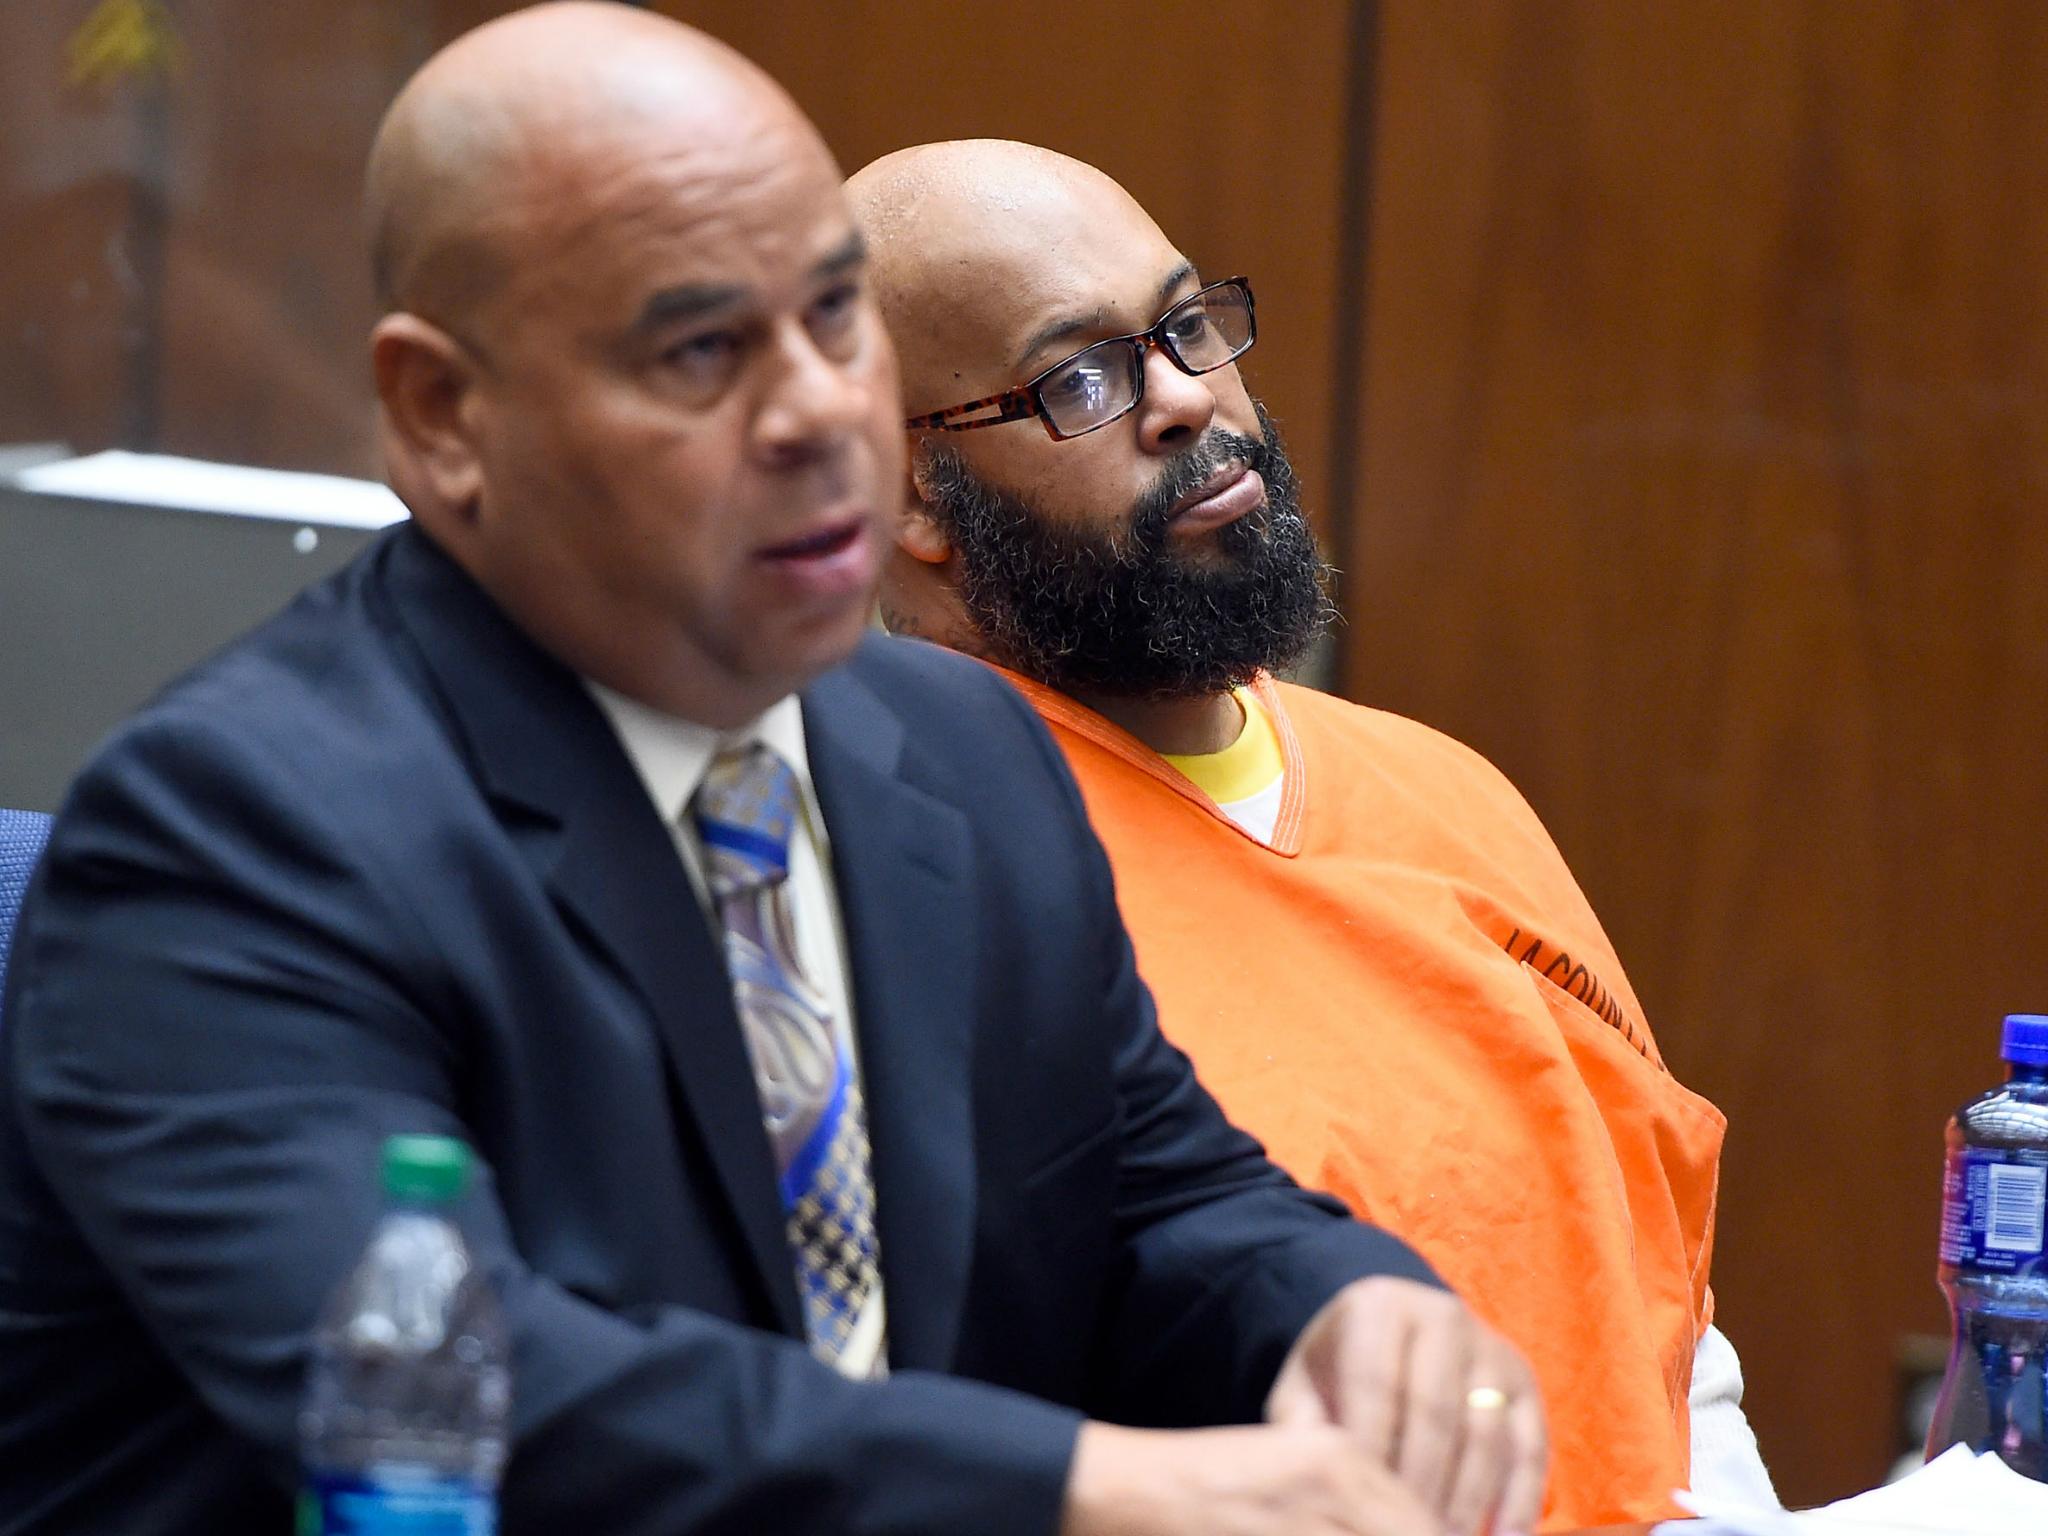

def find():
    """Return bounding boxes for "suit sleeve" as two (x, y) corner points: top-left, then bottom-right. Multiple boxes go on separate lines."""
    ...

(8, 715), (1082, 1536)
(988, 679), (1443, 1428)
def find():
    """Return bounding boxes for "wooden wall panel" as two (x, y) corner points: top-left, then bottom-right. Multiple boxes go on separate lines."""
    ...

(0, 2), (152, 457)
(1352, 0), (2048, 1504)
(659, 0), (1356, 530)
(0, 2), (511, 475)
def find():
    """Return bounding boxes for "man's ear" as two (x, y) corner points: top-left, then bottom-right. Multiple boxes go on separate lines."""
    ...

(899, 451), (954, 566)
(371, 313), (485, 536)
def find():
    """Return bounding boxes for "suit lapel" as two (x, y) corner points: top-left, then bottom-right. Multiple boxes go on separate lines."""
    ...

(379, 528), (802, 1337)
(804, 654), (979, 1372)
(539, 775), (803, 1338)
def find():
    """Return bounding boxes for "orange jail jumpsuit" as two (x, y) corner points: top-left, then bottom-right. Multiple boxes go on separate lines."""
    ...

(990, 665), (1728, 1531)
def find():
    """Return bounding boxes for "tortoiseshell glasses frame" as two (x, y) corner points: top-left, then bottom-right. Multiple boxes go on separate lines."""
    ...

(903, 276), (1257, 442)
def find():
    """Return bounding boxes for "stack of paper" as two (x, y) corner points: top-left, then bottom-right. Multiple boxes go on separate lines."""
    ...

(1675, 1446), (2048, 1534)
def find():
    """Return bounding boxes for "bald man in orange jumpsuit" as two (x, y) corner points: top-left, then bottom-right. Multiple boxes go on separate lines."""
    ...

(852, 140), (1776, 1532)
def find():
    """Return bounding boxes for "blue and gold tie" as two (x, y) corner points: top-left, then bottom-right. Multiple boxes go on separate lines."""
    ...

(693, 743), (883, 1373)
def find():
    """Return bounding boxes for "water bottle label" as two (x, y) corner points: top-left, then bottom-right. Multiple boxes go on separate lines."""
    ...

(1940, 1145), (2048, 1273)
(300, 1471), (496, 1536)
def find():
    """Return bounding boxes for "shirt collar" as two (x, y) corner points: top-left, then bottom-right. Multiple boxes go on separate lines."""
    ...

(585, 682), (820, 834)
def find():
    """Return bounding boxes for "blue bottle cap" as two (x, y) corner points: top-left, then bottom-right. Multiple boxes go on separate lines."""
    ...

(2000, 1014), (2048, 1067)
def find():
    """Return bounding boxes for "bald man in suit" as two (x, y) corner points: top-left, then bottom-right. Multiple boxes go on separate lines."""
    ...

(0, 9), (1540, 1536)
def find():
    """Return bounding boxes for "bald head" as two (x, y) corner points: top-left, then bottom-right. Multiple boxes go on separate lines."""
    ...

(363, 5), (902, 729)
(366, 2), (827, 326)
(848, 140), (1182, 413)
(849, 139), (1135, 249)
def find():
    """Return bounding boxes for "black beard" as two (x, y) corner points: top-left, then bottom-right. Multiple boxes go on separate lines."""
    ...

(917, 402), (1333, 699)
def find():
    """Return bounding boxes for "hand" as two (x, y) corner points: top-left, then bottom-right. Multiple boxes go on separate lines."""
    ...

(1060, 1420), (1446, 1536)
(1264, 1277), (1546, 1535)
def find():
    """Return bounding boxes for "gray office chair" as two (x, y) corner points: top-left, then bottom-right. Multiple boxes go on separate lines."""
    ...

(0, 808), (53, 1008)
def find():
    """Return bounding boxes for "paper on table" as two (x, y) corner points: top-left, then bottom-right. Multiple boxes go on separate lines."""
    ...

(13, 450), (407, 530)
(1673, 1446), (2048, 1534)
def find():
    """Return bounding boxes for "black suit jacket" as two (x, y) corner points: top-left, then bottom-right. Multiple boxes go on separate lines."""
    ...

(0, 524), (1434, 1535)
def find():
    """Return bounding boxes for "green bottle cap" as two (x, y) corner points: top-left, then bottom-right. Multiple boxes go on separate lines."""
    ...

(380, 1134), (472, 1205)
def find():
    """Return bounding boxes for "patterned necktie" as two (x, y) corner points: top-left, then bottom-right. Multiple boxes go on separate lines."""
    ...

(692, 743), (883, 1373)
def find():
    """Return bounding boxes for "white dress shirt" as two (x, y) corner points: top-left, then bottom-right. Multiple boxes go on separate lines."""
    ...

(587, 682), (885, 1378)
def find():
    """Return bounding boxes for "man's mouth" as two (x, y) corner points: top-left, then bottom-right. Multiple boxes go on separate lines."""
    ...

(754, 514), (878, 602)
(760, 518), (865, 562)
(1167, 461), (1267, 534)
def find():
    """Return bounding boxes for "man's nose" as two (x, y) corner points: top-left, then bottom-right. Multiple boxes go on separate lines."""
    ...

(753, 325), (872, 462)
(1130, 344), (1217, 454)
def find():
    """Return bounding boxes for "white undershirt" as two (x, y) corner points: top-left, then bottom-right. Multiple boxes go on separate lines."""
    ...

(1213, 776), (1286, 844)
(586, 683), (886, 1378)
(1688, 1322), (1779, 1505)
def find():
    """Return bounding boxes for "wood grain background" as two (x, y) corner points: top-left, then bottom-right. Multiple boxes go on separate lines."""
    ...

(1351, 1), (2048, 1503)
(7, 0), (2047, 1504)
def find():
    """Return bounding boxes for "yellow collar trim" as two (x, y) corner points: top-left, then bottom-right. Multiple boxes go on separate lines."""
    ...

(1162, 689), (1285, 805)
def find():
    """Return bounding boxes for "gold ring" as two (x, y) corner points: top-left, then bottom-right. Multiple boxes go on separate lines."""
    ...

(1465, 1385), (1509, 1412)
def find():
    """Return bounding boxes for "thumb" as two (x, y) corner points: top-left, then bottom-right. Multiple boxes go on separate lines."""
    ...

(1265, 1357), (1336, 1426)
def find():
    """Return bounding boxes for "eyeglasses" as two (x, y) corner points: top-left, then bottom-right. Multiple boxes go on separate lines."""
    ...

(905, 276), (1256, 442)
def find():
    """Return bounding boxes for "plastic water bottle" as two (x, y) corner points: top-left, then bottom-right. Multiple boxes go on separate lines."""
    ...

(299, 1135), (511, 1533)
(1927, 1014), (2048, 1481)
